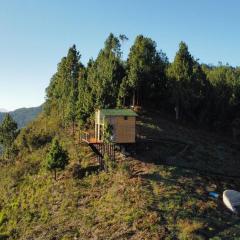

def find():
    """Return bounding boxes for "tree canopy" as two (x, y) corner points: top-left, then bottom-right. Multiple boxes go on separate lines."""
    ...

(43, 34), (240, 132)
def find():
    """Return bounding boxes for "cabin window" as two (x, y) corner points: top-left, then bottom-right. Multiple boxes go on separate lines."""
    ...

(124, 116), (128, 120)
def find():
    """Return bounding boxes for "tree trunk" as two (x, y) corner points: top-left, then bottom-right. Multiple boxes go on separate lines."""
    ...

(175, 99), (180, 121)
(136, 88), (140, 106)
(132, 90), (135, 107)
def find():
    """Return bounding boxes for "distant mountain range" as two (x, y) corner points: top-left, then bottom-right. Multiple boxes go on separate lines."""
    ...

(0, 106), (42, 128)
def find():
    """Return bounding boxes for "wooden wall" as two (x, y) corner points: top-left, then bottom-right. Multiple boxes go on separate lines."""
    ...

(106, 116), (136, 143)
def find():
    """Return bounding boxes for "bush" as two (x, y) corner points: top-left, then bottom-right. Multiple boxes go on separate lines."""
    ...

(118, 161), (132, 177)
(0, 212), (7, 226)
(104, 154), (116, 172)
(28, 132), (52, 149)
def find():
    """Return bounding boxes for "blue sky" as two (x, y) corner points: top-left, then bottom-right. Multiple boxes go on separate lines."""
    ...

(0, 0), (240, 111)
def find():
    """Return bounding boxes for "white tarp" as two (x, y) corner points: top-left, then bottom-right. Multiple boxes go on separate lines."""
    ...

(223, 190), (240, 213)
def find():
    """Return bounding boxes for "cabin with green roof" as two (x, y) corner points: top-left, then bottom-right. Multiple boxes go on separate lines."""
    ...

(95, 109), (137, 143)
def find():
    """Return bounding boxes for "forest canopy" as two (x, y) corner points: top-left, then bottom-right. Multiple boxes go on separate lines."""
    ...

(44, 33), (240, 132)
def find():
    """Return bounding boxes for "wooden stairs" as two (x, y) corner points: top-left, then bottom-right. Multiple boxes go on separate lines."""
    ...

(80, 130), (115, 169)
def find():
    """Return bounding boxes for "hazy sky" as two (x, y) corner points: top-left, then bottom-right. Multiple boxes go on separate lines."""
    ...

(0, 0), (239, 111)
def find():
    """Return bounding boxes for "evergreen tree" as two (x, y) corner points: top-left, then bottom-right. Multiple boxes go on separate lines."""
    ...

(167, 42), (195, 120)
(66, 88), (78, 134)
(45, 45), (82, 125)
(119, 34), (128, 45)
(45, 58), (68, 119)
(104, 33), (121, 58)
(127, 35), (168, 107)
(46, 138), (69, 180)
(77, 61), (94, 124)
(190, 63), (209, 122)
(117, 76), (129, 107)
(0, 114), (18, 159)
(204, 64), (238, 128)
(119, 34), (128, 58)
(42, 34), (240, 133)
(87, 34), (125, 110)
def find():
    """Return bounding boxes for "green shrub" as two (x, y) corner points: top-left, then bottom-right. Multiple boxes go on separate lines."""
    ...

(0, 212), (7, 226)
(104, 154), (116, 172)
(46, 138), (69, 180)
(28, 132), (52, 149)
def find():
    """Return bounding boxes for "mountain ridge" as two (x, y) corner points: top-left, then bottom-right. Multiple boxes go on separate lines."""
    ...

(0, 105), (42, 128)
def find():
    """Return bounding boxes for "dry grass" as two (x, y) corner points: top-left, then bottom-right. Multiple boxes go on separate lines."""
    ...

(1, 112), (240, 239)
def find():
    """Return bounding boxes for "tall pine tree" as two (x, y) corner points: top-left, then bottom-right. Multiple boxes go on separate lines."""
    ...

(127, 35), (168, 107)
(167, 42), (194, 120)
(45, 45), (82, 126)
(87, 34), (125, 110)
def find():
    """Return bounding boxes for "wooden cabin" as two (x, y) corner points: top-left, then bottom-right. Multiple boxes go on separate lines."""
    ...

(95, 109), (137, 143)
(80, 109), (137, 165)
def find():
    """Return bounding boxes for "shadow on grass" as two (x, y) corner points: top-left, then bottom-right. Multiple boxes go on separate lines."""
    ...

(136, 113), (240, 178)
(70, 164), (100, 179)
(138, 166), (240, 239)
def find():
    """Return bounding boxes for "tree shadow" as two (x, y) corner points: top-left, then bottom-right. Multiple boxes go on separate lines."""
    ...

(137, 166), (240, 239)
(70, 164), (100, 179)
(136, 112), (240, 178)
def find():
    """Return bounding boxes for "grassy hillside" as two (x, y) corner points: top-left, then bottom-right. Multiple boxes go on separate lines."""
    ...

(0, 111), (240, 240)
(0, 106), (42, 128)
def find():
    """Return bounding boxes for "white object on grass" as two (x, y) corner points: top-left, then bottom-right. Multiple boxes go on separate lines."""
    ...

(223, 190), (240, 213)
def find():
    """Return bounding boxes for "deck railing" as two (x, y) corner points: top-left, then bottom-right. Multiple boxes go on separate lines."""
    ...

(80, 130), (99, 143)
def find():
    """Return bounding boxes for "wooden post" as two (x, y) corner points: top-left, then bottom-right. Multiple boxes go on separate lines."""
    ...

(101, 144), (104, 169)
(95, 124), (96, 140)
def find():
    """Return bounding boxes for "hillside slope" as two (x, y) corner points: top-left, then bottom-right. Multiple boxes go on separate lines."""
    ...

(0, 111), (240, 240)
(0, 106), (42, 128)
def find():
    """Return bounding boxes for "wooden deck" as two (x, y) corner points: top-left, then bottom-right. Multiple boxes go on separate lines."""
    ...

(80, 130), (102, 144)
(80, 129), (116, 169)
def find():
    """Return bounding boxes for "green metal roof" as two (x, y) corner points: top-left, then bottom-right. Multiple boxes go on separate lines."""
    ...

(100, 109), (137, 117)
